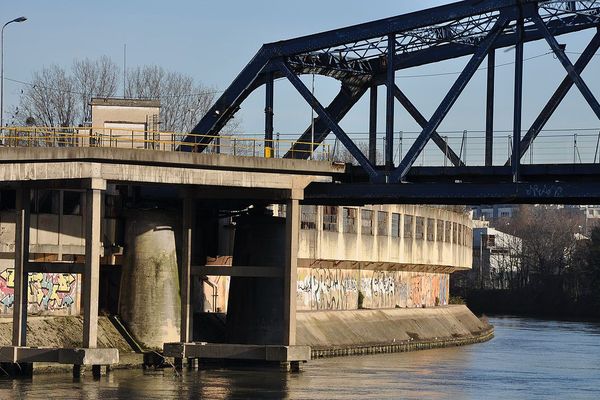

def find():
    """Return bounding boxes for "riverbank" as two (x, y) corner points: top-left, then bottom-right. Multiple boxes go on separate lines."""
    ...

(297, 305), (493, 358)
(0, 305), (491, 373)
(3, 316), (596, 399)
(462, 289), (600, 320)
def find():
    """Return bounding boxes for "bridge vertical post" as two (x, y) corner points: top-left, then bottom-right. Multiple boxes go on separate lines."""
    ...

(265, 71), (274, 158)
(485, 49), (495, 167)
(369, 86), (378, 165)
(180, 195), (194, 344)
(511, 17), (524, 182)
(12, 186), (30, 347)
(385, 35), (396, 172)
(282, 193), (301, 346)
(83, 179), (105, 349)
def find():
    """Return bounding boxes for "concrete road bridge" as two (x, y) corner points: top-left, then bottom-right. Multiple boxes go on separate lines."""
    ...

(1, 0), (600, 375)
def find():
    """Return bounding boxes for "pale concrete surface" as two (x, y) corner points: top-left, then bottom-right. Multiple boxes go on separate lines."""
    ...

(296, 305), (490, 349)
(0, 316), (133, 351)
(0, 147), (344, 176)
(120, 209), (181, 350)
(0, 346), (118, 365)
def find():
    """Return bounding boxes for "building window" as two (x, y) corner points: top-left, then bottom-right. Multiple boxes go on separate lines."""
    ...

(404, 215), (413, 239)
(415, 217), (425, 240)
(427, 218), (435, 241)
(361, 209), (373, 235)
(301, 205), (317, 230)
(63, 191), (82, 215)
(323, 206), (338, 232)
(32, 189), (59, 214)
(377, 211), (389, 236)
(436, 220), (444, 242)
(0, 189), (16, 210)
(452, 222), (458, 244)
(391, 213), (400, 238)
(343, 207), (358, 234)
(444, 221), (451, 243)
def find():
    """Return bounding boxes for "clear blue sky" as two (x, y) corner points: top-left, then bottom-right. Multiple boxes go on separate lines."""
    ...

(2, 0), (600, 163)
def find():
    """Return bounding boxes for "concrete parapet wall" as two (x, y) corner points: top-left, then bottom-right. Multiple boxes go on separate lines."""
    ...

(296, 305), (490, 351)
(295, 204), (472, 270)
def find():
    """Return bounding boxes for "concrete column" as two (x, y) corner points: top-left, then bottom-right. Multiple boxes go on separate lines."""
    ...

(12, 187), (30, 347)
(283, 197), (300, 346)
(83, 181), (104, 348)
(180, 196), (194, 343)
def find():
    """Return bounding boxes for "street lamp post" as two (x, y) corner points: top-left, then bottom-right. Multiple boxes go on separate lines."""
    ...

(1, 16), (28, 140)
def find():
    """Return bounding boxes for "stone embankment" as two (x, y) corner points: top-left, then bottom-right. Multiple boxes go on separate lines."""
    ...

(297, 305), (493, 358)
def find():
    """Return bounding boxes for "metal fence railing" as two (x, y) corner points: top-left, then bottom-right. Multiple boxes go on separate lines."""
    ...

(0, 126), (331, 161)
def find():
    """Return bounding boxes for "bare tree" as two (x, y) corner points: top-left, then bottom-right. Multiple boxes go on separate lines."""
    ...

(72, 56), (119, 124)
(14, 65), (77, 127)
(14, 57), (118, 129)
(333, 140), (383, 165)
(125, 65), (216, 134)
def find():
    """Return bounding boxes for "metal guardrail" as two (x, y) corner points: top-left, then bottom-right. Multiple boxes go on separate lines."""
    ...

(0, 126), (331, 161)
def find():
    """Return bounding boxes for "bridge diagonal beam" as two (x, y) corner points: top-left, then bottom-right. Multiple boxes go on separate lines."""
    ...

(284, 83), (369, 159)
(534, 15), (600, 121)
(393, 85), (464, 167)
(276, 60), (380, 180)
(391, 15), (510, 183)
(183, 50), (271, 152)
(505, 28), (600, 166)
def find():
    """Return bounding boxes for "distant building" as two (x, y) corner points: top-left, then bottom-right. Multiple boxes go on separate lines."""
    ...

(89, 98), (161, 149)
(471, 204), (519, 221)
(454, 220), (522, 290)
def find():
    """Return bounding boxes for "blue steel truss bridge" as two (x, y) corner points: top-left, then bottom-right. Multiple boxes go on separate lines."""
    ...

(181, 0), (600, 205)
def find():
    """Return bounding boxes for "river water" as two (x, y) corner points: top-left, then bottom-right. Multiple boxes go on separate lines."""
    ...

(2, 316), (600, 399)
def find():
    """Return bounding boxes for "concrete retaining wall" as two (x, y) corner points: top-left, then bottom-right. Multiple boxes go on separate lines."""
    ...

(296, 305), (492, 356)
(0, 316), (132, 351)
(297, 268), (449, 311)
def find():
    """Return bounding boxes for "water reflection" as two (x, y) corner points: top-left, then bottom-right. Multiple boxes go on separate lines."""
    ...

(2, 317), (600, 399)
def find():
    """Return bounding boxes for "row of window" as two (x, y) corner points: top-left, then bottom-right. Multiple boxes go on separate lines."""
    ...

(0, 189), (83, 215)
(301, 205), (472, 244)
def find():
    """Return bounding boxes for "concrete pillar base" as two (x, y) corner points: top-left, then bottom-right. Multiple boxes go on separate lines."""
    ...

(174, 357), (183, 371)
(73, 364), (110, 378)
(187, 358), (198, 370)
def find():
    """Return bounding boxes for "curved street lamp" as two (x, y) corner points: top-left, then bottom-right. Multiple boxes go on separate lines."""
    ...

(1, 16), (28, 139)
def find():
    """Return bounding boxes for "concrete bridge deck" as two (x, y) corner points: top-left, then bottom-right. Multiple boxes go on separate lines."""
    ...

(0, 147), (343, 193)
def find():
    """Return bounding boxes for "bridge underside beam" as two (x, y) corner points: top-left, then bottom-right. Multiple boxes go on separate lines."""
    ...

(347, 164), (600, 183)
(304, 181), (600, 206)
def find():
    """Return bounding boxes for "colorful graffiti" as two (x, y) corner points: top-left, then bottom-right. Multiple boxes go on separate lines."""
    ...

(297, 267), (449, 311)
(0, 268), (79, 314)
(297, 267), (359, 310)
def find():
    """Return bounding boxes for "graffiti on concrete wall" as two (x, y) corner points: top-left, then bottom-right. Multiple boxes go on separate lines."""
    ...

(0, 268), (79, 315)
(297, 267), (359, 310)
(297, 267), (449, 311)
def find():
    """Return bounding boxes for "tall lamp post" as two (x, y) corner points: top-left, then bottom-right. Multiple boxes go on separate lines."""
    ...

(1, 16), (28, 140)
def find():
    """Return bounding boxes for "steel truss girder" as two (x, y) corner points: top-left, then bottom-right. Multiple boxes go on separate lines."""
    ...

(391, 15), (511, 182)
(509, 28), (600, 165)
(284, 83), (368, 158)
(393, 85), (464, 167)
(186, 0), (600, 179)
(276, 60), (379, 179)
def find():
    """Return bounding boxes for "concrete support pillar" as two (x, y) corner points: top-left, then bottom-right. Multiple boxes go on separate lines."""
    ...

(83, 180), (105, 349)
(180, 196), (194, 343)
(12, 187), (30, 347)
(282, 196), (300, 346)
